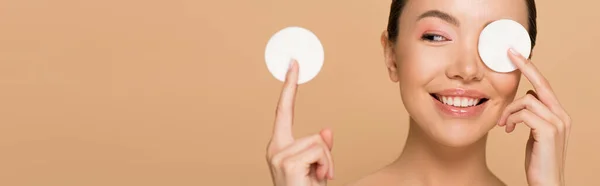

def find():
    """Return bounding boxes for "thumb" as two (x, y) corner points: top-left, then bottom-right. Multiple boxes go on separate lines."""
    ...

(320, 128), (334, 150)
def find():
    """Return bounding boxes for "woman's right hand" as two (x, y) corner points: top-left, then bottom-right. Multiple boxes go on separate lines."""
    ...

(266, 60), (334, 186)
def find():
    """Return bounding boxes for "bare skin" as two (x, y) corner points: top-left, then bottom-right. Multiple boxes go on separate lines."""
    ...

(266, 0), (570, 185)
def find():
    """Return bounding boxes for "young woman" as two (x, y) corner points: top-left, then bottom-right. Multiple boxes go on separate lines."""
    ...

(265, 0), (571, 185)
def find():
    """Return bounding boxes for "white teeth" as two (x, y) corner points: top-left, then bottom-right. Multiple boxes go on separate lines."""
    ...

(459, 98), (466, 107)
(453, 97), (461, 107)
(439, 96), (481, 107)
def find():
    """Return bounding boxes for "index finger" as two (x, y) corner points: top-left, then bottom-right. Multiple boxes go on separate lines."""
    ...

(507, 48), (559, 106)
(271, 59), (300, 145)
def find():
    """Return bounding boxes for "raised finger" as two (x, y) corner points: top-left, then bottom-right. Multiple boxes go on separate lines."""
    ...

(507, 49), (557, 105)
(507, 49), (570, 122)
(272, 60), (300, 145)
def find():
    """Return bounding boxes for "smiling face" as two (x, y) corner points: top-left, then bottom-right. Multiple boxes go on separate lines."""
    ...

(382, 0), (532, 147)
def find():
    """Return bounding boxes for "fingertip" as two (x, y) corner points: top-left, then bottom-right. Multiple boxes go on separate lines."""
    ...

(507, 48), (527, 67)
(284, 59), (299, 84)
(289, 59), (297, 71)
(506, 125), (516, 133)
(316, 165), (328, 180)
(508, 48), (520, 57)
(499, 119), (507, 127)
(497, 114), (507, 126)
(320, 128), (333, 137)
(320, 128), (334, 149)
(290, 59), (299, 74)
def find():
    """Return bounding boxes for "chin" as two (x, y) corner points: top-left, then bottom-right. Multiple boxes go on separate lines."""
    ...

(409, 114), (491, 148)
(428, 120), (490, 147)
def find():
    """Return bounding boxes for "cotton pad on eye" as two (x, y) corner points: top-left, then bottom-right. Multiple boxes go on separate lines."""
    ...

(265, 26), (324, 84)
(478, 19), (531, 73)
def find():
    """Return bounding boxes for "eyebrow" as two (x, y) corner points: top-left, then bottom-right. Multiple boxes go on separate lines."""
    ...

(417, 10), (460, 27)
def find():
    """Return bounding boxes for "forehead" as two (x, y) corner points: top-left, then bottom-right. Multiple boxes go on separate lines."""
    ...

(401, 0), (530, 29)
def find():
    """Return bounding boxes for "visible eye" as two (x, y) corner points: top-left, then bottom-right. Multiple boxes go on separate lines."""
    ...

(421, 33), (450, 42)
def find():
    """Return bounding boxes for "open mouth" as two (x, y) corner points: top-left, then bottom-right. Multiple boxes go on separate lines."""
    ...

(430, 93), (489, 108)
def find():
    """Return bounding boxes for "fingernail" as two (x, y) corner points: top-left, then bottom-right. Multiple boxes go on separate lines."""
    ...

(288, 59), (295, 69)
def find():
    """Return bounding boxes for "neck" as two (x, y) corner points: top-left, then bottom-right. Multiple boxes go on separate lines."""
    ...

(389, 118), (495, 185)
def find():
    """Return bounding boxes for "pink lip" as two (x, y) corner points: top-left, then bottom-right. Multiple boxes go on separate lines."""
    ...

(431, 88), (489, 118)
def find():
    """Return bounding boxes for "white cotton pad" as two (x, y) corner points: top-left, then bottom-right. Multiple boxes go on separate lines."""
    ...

(264, 26), (324, 84)
(478, 19), (531, 73)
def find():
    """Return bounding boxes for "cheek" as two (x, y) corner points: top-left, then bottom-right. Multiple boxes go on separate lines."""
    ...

(396, 44), (448, 87)
(488, 72), (521, 101)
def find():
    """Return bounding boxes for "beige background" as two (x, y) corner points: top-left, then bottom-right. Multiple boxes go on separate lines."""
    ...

(0, 0), (598, 185)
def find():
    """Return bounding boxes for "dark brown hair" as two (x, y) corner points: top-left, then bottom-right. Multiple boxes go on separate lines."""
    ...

(386, 0), (537, 49)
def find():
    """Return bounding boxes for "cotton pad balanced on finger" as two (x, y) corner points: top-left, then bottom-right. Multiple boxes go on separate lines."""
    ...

(478, 19), (531, 73)
(264, 26), (324, 84)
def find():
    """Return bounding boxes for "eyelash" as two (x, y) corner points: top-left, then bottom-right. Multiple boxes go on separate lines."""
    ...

(421, 33), (450, 42)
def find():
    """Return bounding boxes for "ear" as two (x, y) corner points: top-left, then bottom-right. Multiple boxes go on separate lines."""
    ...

(381, 31), (399, 82)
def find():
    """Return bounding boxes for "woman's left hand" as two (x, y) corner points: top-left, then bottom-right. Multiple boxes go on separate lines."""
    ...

(497, 48), (571, 186)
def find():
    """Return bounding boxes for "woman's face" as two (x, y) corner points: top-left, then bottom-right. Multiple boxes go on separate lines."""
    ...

(382, 0), (530, 147)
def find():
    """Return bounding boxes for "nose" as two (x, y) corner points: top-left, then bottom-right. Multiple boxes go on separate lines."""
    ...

(445, 40), (484, 82)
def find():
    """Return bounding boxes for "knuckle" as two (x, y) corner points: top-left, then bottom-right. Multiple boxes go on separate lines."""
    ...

(555, 121), (565, 134)
(547, 126), (559, 138)
(523, 94), (537, 107)
(516, 110), (526, 118)
(525, 94), (536, 103)
(266, 144), (274, 160)
(281, 158), (298, 173)
(270, 153), (284, 167)
(266, 141), (280, 157)
(524, 93), (535, 101)
(564, 115), (572, 128)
